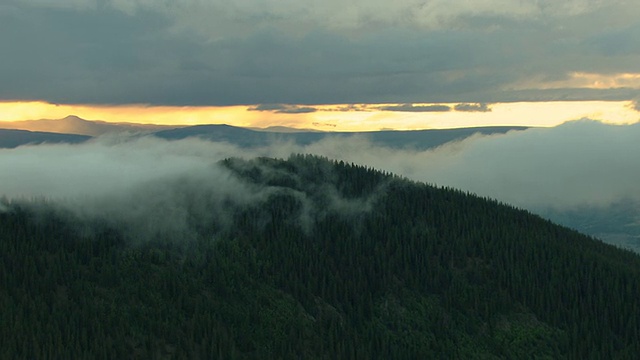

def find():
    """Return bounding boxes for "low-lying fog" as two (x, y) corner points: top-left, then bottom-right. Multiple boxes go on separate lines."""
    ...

(1, 119), (638, 249)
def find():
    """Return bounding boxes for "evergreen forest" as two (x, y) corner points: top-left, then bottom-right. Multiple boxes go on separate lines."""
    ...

(2, 155), (640, 359)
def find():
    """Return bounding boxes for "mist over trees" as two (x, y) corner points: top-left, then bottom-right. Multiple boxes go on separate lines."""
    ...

(2, 155), (640, 358)
(3, 119), (638, 251)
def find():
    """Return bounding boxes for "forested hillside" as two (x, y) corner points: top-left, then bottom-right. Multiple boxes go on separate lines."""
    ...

(2, 155), (640, 359)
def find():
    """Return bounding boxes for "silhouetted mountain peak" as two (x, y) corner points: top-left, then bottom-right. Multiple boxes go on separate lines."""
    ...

(61, 115), (88, 123)
(0, 115), (180, 136)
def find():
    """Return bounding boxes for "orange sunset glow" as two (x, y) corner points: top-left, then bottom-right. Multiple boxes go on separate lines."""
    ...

(1, 100), (638, 132)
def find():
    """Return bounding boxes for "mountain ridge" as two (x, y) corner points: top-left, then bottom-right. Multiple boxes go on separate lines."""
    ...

(154, 123), (528, 150)
(1, 154), (639, 358)
(0, 115), (181, 136)
(0, 128), (90, 148)
(1, 115), (529, 150)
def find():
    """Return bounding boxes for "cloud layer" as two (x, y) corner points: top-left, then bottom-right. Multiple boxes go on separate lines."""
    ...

(454, 103), (491, 112)
(21, 0), (613, 32)
(378, 104), (451, 112)
(1, 0), (639, 105)
(0, 120), (640, 218)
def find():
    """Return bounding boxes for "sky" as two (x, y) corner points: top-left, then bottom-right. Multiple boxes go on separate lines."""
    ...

(1, 0), (640, 130)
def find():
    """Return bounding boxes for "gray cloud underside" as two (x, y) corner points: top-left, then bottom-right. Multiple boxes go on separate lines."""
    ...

(379, 104), (451, 112)
(275, 107), (317, 114)
(1, 1), (639, 105)
(454, 103), (491, 112)
(249, 104), (290, 111)
(249, 104), (318, 114)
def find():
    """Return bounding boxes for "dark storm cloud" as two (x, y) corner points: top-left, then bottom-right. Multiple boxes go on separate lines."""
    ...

(0, 4), (188, 104)
(1, 1), (639, 105)
(454, 103), (491, 112)
(586, 22), (640, 57)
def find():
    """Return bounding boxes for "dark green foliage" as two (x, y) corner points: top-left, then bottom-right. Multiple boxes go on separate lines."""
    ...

(1, 154), (640, 358)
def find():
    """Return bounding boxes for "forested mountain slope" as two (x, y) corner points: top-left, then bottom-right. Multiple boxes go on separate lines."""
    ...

(1, 155), (639, 358)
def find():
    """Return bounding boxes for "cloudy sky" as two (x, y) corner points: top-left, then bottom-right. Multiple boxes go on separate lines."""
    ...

(1, 0), (640, 129)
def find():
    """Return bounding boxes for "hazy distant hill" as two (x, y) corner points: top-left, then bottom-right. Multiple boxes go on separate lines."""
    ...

(0, 129), (90, 148)
(541, 200), (640, 253)
(155, 124), (528, 150)
(2, 116), (526, 149)
(0, 115), (179, 136)
(153, 124), (278, 147)
(1, 155), (639, 358)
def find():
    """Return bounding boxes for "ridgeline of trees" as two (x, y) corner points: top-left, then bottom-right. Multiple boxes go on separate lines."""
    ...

(2, 154), (640, 358)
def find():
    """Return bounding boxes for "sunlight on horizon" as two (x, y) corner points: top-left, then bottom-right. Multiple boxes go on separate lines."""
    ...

(0, 100), (638, 131)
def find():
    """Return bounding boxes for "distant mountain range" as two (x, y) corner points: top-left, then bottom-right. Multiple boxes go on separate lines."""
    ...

(249, 125), (324, 133)
(153, 123), (527, 150)
(0, 115), (179, 137)
(541, 200), (640, 253)
(3, 116), (636, 252)
(0, 115), (528, 150)
(0, 129), (90, 148)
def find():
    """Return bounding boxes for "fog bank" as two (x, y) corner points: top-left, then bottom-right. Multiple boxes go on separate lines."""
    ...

(1, 119), (638, 242)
